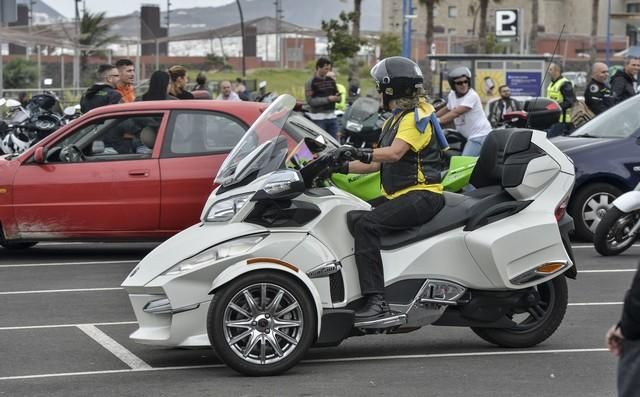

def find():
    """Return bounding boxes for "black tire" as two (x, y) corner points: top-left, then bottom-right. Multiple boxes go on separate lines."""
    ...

(207, 270), (316, 376)
(471, 276), (568, 348)
(568, 183), (622, 242)
(594, 207), (640, 256)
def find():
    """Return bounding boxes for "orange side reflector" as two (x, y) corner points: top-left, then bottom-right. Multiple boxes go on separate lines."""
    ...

(247, 257), (299, 272)
(536, 263), (565, 274)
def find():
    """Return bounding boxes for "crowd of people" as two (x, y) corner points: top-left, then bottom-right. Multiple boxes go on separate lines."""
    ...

(79, 59), (257, 114)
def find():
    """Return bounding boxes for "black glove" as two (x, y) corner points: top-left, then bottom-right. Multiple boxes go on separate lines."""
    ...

(334, 145), (373, 164)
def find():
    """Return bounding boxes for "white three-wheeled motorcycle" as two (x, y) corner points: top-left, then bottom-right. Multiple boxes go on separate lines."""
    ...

(122, 94), (577, 376)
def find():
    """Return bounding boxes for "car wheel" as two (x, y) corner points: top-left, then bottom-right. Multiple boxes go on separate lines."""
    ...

(594, 207), (640, 256)
(471, 276), (568, 348)
(569, 183), (622, 242)
(207, 270), (316, 376)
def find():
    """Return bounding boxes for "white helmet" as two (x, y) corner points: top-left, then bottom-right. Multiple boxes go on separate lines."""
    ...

(0, 132), (32, 154)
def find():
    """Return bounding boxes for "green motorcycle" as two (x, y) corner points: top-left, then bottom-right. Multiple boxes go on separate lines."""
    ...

(330, 155), (478, 201)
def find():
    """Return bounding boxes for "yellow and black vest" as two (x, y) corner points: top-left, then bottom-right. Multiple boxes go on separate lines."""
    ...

(378, 110), (444, 196)
(547, 77), (572, 123)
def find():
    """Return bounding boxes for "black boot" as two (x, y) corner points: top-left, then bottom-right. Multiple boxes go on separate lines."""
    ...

(355, 293), (391, 321)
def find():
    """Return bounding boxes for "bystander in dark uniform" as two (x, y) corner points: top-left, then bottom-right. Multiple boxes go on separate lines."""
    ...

(585, 62), (614, 115)
(610, 55), (640, 104)
(606, 261), (640, 397)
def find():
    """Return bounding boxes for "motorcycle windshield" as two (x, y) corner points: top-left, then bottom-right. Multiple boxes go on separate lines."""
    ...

(215, 94), (297, 187)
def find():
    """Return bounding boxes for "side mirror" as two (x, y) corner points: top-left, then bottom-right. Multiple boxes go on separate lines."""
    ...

(305, 136), (327, 154)
(254, 170), (305, 200)
(33, 147), (46, 163)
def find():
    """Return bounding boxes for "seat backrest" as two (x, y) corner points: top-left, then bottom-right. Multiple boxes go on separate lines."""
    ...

(140, 126), (157, 149)
(469, 129), (513, 188)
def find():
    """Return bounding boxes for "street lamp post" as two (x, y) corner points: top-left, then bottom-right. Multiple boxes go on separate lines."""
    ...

(606, 0), (612, 64)
(236, 0), (246, 78)
(74, 0), (81, 96)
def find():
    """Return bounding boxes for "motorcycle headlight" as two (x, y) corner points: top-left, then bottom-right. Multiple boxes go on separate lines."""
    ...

(205, 193), (253, 222)
(162, 234), (267, 276)
(345, 120), (363, 132)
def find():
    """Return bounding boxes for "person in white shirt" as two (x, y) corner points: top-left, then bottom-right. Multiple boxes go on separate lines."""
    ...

(436, 66), (492, 156)
(216, 80), (241, 101)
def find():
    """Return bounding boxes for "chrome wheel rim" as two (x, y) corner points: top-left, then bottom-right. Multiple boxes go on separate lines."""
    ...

(223, 282), (304, 365)
(582, 192), (616, 234)
(606, 212), (640, 250)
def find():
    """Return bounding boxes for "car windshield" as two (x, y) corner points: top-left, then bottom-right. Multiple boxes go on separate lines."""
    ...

(215, 94), (334, 188)
(571, 95), (640, 138)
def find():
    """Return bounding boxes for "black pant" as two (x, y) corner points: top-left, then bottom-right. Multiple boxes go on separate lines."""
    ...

(352, 190), (445, 295)
(619, 339), (640, 397)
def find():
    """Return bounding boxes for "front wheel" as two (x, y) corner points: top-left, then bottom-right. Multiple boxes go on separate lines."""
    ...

(594, 207), (640, 256)
(471, 276), (568, 348)
(207, 271), (316, 376)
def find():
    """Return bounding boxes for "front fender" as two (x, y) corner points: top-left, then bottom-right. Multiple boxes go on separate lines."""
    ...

(613, 191), (640, 213)
(209, 258), (324, 337)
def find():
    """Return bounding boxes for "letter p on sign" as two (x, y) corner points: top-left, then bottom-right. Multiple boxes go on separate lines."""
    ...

(496, 9), (518, 37)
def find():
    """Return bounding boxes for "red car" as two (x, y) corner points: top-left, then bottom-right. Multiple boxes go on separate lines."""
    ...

(0, 100), (267, 249)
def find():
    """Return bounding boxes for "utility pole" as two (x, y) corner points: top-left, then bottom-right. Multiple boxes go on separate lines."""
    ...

(74, 0), (81, 96)
(28, 0), (36, 60)
(274, 0), (282, 66)
(166, 0), (171, 36)
(236, 0), (246, 77)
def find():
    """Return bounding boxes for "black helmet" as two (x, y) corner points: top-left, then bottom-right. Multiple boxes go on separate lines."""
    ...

(447, 66), (472, 90)
(370, 57), (423, 108)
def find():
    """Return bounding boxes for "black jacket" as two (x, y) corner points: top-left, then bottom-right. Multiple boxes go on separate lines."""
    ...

(621, 262), (640, 340)
(584, 79), (615, 115)
(80, 84), (122, 113)
(610, 70), (637, 104)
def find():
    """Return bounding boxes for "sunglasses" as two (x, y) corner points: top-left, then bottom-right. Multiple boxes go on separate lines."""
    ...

(454, 80), (470, 86)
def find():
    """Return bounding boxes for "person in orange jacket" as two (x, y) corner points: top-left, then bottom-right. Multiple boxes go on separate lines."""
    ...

(115, 59), (136, 103)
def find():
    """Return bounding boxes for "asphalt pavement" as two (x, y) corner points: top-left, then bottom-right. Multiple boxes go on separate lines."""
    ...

(0, 241), (634, 397)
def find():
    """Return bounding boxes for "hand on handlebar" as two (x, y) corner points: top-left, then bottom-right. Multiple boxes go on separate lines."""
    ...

(333, 145), (373, 164)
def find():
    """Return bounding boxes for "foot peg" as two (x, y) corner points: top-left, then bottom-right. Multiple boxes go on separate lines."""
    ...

(354, 313), (407, 329)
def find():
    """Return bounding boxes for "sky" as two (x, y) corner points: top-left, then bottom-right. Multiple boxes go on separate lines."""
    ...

(49, 0), (236, 19)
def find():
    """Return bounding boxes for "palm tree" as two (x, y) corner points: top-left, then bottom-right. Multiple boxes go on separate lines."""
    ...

(349, 0), (363, 83)
(590, 0), (600, 62)
(79, 11), (120, 82)
(418, 0), (440, 95)
(528, 0), (539, 54)
(477, 0), (501, 53)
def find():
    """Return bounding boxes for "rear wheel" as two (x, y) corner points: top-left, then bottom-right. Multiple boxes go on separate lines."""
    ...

(207, 271), (316, 376)
(569, 183), (622, 242)
(594, 207), (640, 256)
(471, 276), (568, 348)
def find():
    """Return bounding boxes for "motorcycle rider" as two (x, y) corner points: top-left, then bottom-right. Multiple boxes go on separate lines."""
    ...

(80, 64), (122, 113)
(435, 66), (492, 156)
(488, 84), (522, 127)
(333, 56), (446, 322)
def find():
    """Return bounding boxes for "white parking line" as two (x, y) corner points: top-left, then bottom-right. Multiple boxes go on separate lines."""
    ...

(0, 260), (139, 268)
(0, 321), (137, 331)
(0, 287), (123, 295)
(572, 244), (640, 249)
(568, 302), (623, 306)
(579, 269), (637, 273)
(77, 324), (151, 370)
(0, 347), (609, 381)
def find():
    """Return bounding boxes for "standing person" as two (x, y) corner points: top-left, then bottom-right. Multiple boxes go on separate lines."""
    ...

(585, 62), (615, 115)
(192, 72), (208, 91)
(80, 64), (122, 113)
(606, 261), (640, 397)
(487, 84), (522, 127)
(332, 57), (446, 321)
(216, 81), (241, 101)
(610, 55), (640, 104)
(546, 62), (577, 137)
(168, 65), (195, 99)
(234, 77), (249, 100)
(115, 59), (136, 103)
(305, 57), (341, 139)
(136, 70), (176, 101)
(436, 66), (492, 156)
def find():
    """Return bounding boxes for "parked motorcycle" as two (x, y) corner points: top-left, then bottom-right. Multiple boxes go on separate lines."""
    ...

(0, 93), (73, 155)
(341, 96), (390, 147)
(500, 97), (562, 131)
(594, 182), (640, 256)
(122, 94), (577, 376)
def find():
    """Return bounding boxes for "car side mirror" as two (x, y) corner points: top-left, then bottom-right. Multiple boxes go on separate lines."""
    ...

(33, 147), (46, 163)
